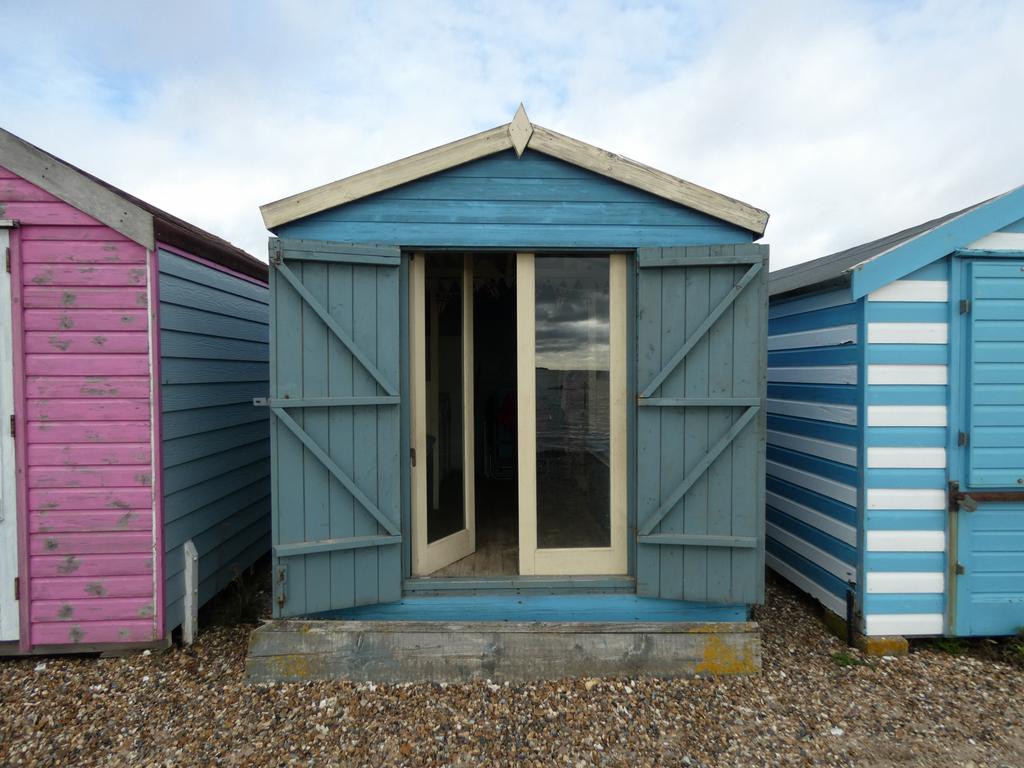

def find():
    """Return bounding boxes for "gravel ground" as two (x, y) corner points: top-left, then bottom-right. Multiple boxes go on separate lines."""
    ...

(1, 577), (1022, 767)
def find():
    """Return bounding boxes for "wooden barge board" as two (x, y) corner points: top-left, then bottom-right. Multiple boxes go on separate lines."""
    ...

(246, 619), (761, 683)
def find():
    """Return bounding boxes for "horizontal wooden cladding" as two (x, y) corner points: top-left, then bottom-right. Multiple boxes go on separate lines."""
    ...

(28, 466), (152, 489)
(31, 553), (152, 578)
(20, 240), (146, 264)
(26, 398), (150, 421)
(22, 263), (147, 287)
(26, 375), (150, 399)
(27, 420), (152, 443)
(22, 286), (148, 309)
(24, 331), (149, 354)
(30, 574), (153, 600)
(19, 225), (133, 243)
(0, 177), (61, 202)
(158, 249), (269, 303)
(31, 597), (154, 623)
(30, 509), (152, 533)
(0, 201), (103, 226)
(28, 442), (151, 466)
(24, 353), (149, 375)
(23, 308), (148, 331)
(29, 531), (153, 556)
(28, 487), (152, 511)
(162, 381), (269, 412)
(30, 620), (157, 646)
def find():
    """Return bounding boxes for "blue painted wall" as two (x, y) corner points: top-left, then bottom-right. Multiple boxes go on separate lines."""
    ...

(765, 288), (861, 618)
(274, 149), (754, 248)
(158, 250), (271, 633)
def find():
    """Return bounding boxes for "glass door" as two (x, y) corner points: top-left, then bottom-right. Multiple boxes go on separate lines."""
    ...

(410, 254), (476, 575)
(516, 253), (627, 575)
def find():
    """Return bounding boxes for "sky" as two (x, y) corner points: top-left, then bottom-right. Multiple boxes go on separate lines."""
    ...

(1, 0), (1022, 268)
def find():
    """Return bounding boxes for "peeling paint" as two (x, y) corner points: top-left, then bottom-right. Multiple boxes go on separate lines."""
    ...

(69, 626), (85, 643)
(57, 556), (81, 575)
(57, 604), (73, 620)
(135, 292), (148, 307)
(117, 512), (134, 528)
(91, 335), (107, 346)
(129, 268), (146, 284)
(78, 266), (95, 274)
(110, 499), (130, 509)
(61, 291), (77, 307)
(134, 472), (152, 486)
(138, 604), (155, 619)
(120, 314), (135, 324)
(48, 335), (71, 351)
(102, 245), (118, 252)
(59, 313), (74, 329)
(85, 431), (100, 442)
(85, 582), (106, 596)
(39, 501), (59, 510)
(31, 271), (54, 285)
(117, 629), (131, 640)
(44, 537), (59, 551)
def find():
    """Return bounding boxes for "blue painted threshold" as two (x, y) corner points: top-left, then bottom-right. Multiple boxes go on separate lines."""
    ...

(308, 595), (750, 623)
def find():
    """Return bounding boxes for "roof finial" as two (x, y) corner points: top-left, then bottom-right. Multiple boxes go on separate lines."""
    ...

(508, 103), (533, 158)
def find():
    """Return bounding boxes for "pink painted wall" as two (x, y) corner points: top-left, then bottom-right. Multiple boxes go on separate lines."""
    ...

(1, 165), (158, 648)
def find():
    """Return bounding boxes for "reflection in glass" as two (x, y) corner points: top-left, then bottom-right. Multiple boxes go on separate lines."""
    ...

(426, 256), (465, 543)
(535, 256), (611, 549)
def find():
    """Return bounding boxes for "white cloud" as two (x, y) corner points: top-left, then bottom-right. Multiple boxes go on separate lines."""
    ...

(1, 0), (1021, 266)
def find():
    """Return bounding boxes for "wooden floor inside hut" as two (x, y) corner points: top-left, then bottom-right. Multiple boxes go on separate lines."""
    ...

(434, 476), (518, 577)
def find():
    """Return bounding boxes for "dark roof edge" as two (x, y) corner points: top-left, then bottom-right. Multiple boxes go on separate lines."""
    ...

(154, 218), (267, 282)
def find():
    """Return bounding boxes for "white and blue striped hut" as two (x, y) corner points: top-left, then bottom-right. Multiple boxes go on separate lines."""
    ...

(767, 186), (1024, 642)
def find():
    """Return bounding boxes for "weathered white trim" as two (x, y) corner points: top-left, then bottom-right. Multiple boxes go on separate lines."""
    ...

(768, 365), (857, 384)
(867, 447), (946, 469)
(0, 227), (19, 641)
(966, 231), (1024, 250)
(259, 107), (769, 235)
(867, 488), (946, 510)
(767, 430), (857, 466)
(868, 364), (947, 385)
(867, 322), (948, 344)
(867, 405), (947, 427)
(766, 460), (857, 506)
(767, 325), (856, 351)
(866, 530), (945, 552)
(864, 613), (944, 636)
(766, 552), (847, 616)
(868, 280), (948, 302)
(866, 571), (944, 594)
(182, 540), (199, 645)
(0, 127), (155, 248)
(766, 490), (857, 546)
(767, 398), (857, 425)
(766, 522), (856, 581)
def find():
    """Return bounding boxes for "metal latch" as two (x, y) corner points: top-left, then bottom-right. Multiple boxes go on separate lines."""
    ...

(955, 563), (966, 575)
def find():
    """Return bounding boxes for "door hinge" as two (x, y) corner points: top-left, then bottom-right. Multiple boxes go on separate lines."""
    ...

(958, 431), (969, 447)
(13, 576), (19, 601)
(955, 563), (966, 576)
(410, 447), (417, 467)
(8, 415), (13, 438)
(959, 299), (971, 315)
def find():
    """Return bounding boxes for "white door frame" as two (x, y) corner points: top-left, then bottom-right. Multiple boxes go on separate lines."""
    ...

(517, 252), (628, 576)
(0, 224), (21, 640)
(410, 253), (476, 576)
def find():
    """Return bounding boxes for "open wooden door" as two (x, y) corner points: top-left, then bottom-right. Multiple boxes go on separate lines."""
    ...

(636, 244), (767, 604)
(0, 225), (20, 641)
(268, 239), (402, 617)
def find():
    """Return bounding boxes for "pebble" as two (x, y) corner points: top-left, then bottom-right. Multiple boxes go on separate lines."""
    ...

(0, 579), (1021, 767)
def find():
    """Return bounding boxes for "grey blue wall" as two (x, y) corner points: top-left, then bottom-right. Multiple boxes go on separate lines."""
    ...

(158, 249), (270, 633)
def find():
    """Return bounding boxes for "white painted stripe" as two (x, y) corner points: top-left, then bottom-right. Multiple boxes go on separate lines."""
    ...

(767, 522), (857, 581)
(867, 405), (947, 427)
(867, 488), (946, 510)
(768, 365), (857, 384)
(868, 322), (948, 344)
(866, 530), (945, 552)
(865, 613), (944, 636)
(767, 490), (857, 546)
(768, 430), (857, 466)
(868, 280), (948, 303)
(768, 399), (858, 425)
(767, 325), (857, 351)
(766, 552), (847, 617)
(867, 447), (946, 469)
(868, 364), (947, 385)
(766, 460), (857, 506)
(966, 231), (1024, 250)
(866, 571), (945, 594)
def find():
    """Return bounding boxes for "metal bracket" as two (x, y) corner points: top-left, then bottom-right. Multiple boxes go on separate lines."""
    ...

(948, 480), (1024, 512)
(253, 398), (268, 407)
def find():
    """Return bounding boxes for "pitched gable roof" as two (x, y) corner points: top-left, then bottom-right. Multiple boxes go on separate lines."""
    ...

(0, 126), (267, 282)
(260, 105), (769, 236)
(770, 184), (1024, 299)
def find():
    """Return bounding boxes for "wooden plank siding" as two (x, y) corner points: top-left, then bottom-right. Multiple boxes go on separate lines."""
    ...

(158, 249), (271, 634)
(274, 150), (753, 249)
(1, 164), (158, 648)
(764, 287), (862, 618)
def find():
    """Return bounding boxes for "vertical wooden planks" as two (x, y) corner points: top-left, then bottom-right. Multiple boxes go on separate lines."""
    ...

(352, 263), (380, 606)
(636, 250), (662, 597)
(327, 263), (356, 611)
(706, 247), (736, 602)
(375, 263), (401, 603)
